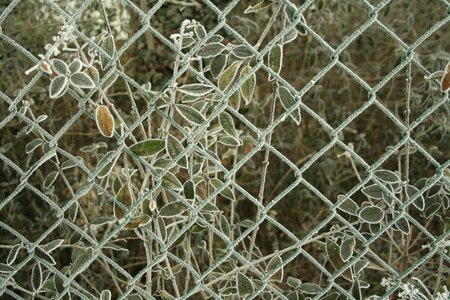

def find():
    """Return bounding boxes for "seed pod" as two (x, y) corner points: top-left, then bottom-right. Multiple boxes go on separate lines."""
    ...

(95, 105), (115, 138)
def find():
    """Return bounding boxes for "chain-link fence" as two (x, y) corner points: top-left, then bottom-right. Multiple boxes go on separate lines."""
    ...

(0, 0), (449, 299)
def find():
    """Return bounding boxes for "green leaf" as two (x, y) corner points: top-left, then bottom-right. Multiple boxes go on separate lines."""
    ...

(210, 178), (235, 200)
(359, 205), (384, 224)
(325, 239), (352, 280)
(232, 45), (254, 59)
(197, 42), (226, 58)
(268, 44), (282, 76)
(219, 214), (230, 237)
(159, 201), (188, 218)
(96, 151), (118, 178)
(178, 83), (215, 96)
(287, 277), (302, 288)
(236, 272), (254, 297)
(114, 184), (133, 220)
(266, 255), (283, 282)
(176, 104), (206, 125)
(71, 248), (93, 274)
(373, 169), (400, 183)
(218, 61), (242, 91)
(340, 237), (356, 262)
(166, 134), (188, 168)
(26, 138), (44, 154)
(49, 75), (68, 99)
(130, 139), (165, 157)
(352, 277), (362, 300)
(31, 262), (43, 292)
(69, 59), (82, 74)
(244, 0), (273, 14)
(52, 59), (68, 75)
(210, 54), (227, 78)
(35, 247), (56, 265)
(44, 171), (59, 189)
(219, 112), (237, 137)
(70, 72), (95, 89)
(184, 180), (195, 199)
(277, 86), (300, 124)
(239, 66), (256, 105)
(43, 239), (64, 253)
(100, 290), (112, 300)
(337, 198), (359, 216)
(405, 184), (425, 210)
(218, 136), (243, 147)
(161, 172), (183, 191)
(298, 283), (321, 294)
(361, 184), (383, 199)
(100, 34), (116, 69)
(395, 217), (410, 234)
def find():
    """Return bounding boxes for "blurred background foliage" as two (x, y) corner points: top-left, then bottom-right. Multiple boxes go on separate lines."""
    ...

(0, 0), (449, 298)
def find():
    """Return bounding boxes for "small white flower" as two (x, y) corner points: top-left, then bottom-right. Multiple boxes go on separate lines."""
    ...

(435, 286), (449, 300)
(398, 283), (419, 299)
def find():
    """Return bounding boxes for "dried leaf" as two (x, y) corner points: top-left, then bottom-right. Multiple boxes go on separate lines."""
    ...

(244, 0), (273, 14)
(114, 184), (133, 220)
(95, 105), (115, 138)
(229, 90), (241, 110)
(440, 62), (450, 92)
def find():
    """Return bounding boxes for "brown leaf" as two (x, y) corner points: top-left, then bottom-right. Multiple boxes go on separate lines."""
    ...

(441, 62), (450, 92)
(96, 105), (115, 138)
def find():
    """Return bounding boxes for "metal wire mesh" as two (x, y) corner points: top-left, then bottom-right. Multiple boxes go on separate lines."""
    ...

(0, 0), (449, 299)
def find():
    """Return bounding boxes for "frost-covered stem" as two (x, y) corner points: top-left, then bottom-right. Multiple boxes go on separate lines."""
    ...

(247, 82), (278, 260)
(98, 0), (147, 139)
(254, 2), (283, 50)
(230, 145), (238, 241)
(136, 229), (153, 294)
(402, 62), (412, 269)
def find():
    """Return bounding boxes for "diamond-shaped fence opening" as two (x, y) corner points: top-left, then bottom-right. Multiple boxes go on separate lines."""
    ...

(0, 0), (449, 299)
